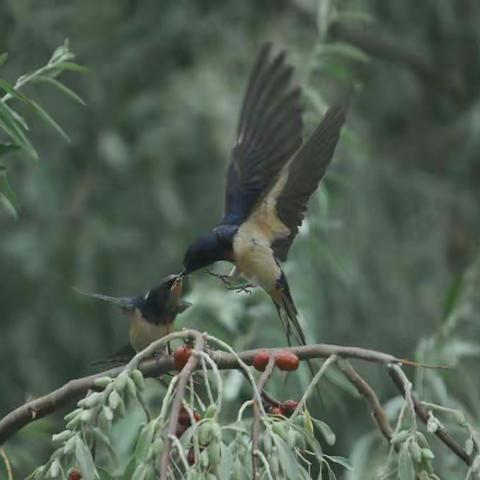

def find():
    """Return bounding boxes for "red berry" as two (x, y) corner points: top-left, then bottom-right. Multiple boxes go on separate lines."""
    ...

(275, 351), (299, 371)
(282, 400), (299, 416)
(178, 407), (191, 427)
(252, 350), (271, 371)
(193, 411), (201, 422)
(174, 346), (192, 370)
(187, 448), (196, 465)
(175, 423), (187, 437)
(69, 471), (82, 480)
(270, 406), (284, 416)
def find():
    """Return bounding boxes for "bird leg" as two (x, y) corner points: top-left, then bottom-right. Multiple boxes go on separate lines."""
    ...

(207, 267), (255, 293)
(227, 283), (256, 294)
(206, 268), (234, 286)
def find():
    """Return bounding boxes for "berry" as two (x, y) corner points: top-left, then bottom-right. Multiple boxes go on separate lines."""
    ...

(282, 400), (299, 416)
(270, 406), (284, 416)
(69, 471), (82, 480)
(187, 448), (196, 465)
(193, 411), (201, 422)
(178, 407), (191, 426)
(174, 346), (192, 370)
(275, 351), (299, 371)
(175, 423), (187, 437)
(252, 350), (271, 371)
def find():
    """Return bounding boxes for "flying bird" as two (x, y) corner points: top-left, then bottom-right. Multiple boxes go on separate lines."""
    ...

(182, 44), (348, 348)
(77, 274), (191, 354)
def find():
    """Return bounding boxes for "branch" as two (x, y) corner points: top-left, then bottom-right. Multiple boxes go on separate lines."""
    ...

(159, 331), (205, 480)
(337, 359), (393, 443)
(388, 366), (472, 466)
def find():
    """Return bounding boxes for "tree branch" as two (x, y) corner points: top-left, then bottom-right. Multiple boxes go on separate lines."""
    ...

(0, 341), (399, 446)
(388, 365), (472, 466)
(337, 359), (393, 443)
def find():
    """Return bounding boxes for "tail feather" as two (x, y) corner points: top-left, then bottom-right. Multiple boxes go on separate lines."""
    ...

(272, 275), (319, 384)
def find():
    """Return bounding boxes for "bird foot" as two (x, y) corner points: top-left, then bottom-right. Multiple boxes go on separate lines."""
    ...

(206, 269), (233, 287)
(227, 283), (255, 294)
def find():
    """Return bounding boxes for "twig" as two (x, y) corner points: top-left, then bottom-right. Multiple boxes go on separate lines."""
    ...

(337, 360), (393, 443)
(252, 356), (276, 480)
(388, 366), (472, 466)
(0, 448), (13, 480)
(159, 331), (205, 480)
(391, 364), (417, 433)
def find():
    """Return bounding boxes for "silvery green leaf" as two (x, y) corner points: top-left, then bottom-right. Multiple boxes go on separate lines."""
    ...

(75, 437), (98, 480)
(398, 443), (415, 480)
(271, 433), (303, 479)
(326, 455), (353, 470)
(135, 422), (156, 460)
(312, 418), (336, 446)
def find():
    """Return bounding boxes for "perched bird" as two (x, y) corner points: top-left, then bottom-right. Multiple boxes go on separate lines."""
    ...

(181, 44), (348, 348)
(77, 274), (191, 354)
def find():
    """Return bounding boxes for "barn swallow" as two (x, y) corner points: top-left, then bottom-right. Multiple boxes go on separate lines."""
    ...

(181, 44), (348, 348)
(77, 274), (191, 353)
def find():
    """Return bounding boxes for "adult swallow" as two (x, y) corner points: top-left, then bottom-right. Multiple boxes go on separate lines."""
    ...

(77, 274), (191, 353)
(182, 44), (348, 348)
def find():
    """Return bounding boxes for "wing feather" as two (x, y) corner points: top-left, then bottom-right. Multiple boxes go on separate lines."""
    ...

(223, 44), (303, 226)
(242, 98), (349, 258)
(272, 99), (349, 260)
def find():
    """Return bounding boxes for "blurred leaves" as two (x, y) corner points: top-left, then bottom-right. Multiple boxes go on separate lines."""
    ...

(0, 40), (85, 217)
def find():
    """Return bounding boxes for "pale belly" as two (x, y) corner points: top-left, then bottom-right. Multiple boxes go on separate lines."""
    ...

(233, 226), (281, 292)
(129, 311), (170, 352)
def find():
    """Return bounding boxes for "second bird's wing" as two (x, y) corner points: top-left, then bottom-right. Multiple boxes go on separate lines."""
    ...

(272, 99), (349, 260)
(243, 99), (349, 257)
(222, 43), (303, 226)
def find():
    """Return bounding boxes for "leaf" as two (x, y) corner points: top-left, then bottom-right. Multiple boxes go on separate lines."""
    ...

(218, 443), (233, 480)
(0, 79), (30, 102)
(0, 164), (17, 218)
(442, 273), (465, 321)
(0, 142), (20, 158)
(325, 455), (353, 470)
(398, 443), (415, 480)
(134, 422), (155, 460)
(58, 61), (89, 73)
(97, 467), (115, 480)
(27, 99), (70, 142)
(316, 42), (370, 63)
(0, 53), (8, 68)
(38, 76), (86, 105)
(0, 102), (38, 160)
(75, 437), (98, 480)
(271, 433), (304, 479)
(312, 418), (336, 446)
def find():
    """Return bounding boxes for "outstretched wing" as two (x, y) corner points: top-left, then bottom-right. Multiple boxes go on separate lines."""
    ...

(243, 99), (348, 259)
(272, 100), (348, 260)
(222, 43), (303, 226)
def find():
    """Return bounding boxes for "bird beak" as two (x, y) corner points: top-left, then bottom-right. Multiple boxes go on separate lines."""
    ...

(170, 275), (184, 301)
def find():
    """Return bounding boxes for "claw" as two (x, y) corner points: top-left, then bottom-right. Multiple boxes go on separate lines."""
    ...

(227, 283), (255, 294)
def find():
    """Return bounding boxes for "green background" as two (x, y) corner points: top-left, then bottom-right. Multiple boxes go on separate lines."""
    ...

(1, 0), (479, 477)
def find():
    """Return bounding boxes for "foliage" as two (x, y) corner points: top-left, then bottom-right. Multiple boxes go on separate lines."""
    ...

(0, 40), (85, 217)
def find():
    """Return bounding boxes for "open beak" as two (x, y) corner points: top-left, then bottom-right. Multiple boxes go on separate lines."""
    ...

(170, 275), (184, 301)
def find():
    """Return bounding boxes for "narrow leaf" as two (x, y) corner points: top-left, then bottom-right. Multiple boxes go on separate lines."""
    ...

(27, 99), (70, 142)
(0, 53), (8, 68)
(58, 62), (89, 73)
(0, 142), (20, 158)
(312, 418), (336, 446)
(0, 79), (29, 102)
(75, 438), (98, 480)
(38, 76), (86, 105)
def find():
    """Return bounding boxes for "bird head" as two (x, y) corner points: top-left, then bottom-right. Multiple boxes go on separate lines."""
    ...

(182, 232), (223, 274)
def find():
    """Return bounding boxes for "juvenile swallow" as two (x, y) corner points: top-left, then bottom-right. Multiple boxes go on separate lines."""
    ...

(77, 274), (191, 353)
(182, 44), (348, 348)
